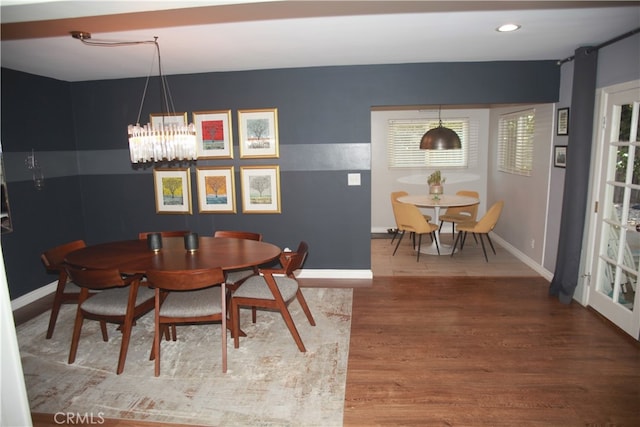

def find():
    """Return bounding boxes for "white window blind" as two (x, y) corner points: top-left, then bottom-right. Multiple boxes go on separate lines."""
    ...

(387, 118), (477, 168)
(498, 109), (535, 176)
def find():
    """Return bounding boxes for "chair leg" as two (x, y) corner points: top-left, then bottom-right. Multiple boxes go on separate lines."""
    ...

(295, 289), (316, 326)
(390, 228), (398, 244)
(416, 234), (422, 262)
(116, 315), (135, 375)
(232, 300), (241, 349)
(486, 233), (497, 255)
(99, 321), (108, 341)
(451, 231), (464, 257)
(392, 230), (405, 255)
(479, 235), (489, 262)
(46, 282), (67, 339)
(68, 310), (85, 365)
(279, 305), (306, 352)
(433, 232), (440, 255)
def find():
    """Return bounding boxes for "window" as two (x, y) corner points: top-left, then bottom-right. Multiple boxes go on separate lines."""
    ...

(387, 118), (477, 169)
(498, 109), (535, 176)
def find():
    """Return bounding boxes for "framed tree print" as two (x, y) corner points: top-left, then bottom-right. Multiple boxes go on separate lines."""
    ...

(150, 112), (187, 128)
(153, 168), (192, 214)
(557, 108), (569, 135)
(196, 166), (236, 213)
(240, 165), (281, 213)
(238, 108), (279, 158)
(193, 110), (233, 159)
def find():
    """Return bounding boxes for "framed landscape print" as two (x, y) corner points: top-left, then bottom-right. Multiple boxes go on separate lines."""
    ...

(153, 168), (192, 214)
(196, 166), (236, 213)
(238, 108), (279, 158)
(193, 110), (233, 159)
(240, 165), (281, 213)
(150, 112), (188, 128)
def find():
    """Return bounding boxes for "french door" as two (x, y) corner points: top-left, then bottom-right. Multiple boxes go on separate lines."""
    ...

(588, 81), (640, 339)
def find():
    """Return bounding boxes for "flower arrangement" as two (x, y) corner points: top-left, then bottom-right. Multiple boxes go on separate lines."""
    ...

(427, 170), (445, 186)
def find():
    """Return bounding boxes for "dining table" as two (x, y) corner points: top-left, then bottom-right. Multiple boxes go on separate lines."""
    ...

(65, 236), (282, 274)
(397, 193), (480, 255)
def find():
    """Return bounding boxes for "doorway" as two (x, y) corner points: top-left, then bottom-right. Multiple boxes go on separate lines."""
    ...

(587, 80), (640, 339)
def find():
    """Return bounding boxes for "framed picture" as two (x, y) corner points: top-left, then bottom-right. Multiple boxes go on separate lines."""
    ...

(193, 110), (233, 159)
(240, 165), (281, 213)
(238, 108), (279, 158)
(150, 112), (188, 128)
(554, 145), (567, 168)
(557, 108), (569, 136)
(196, 166), (236, 213)
(153, 168), (192, 214)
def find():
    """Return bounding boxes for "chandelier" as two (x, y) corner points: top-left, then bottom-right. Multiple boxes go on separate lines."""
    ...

(71, 32), (197, 163)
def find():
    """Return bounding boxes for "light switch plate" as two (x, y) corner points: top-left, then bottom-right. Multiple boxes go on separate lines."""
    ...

(348, 173), (361, 186)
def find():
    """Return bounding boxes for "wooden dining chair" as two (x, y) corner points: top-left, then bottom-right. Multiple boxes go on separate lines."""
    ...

(145, 267), (228, 375)
(438, 190), (479, 240)
(41, 239), (88, 339)
(231, 241), (315, 352)
(451, 200), (504, 262)
(65, 265), (155, 375)
(392, 202), (440, 262)
(213, 230), (263, 292)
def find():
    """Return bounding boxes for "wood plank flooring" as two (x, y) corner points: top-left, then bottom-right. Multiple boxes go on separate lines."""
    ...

(21, 237), (640, 426)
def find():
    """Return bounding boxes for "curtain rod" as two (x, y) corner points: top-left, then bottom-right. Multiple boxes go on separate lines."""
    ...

(557, 27), (640, 65)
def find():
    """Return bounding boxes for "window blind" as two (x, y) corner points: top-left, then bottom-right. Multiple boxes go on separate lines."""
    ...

(498, 109), (535, 176)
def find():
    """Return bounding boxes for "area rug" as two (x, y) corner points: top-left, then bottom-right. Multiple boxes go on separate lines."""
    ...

(17, 287), (352, 426)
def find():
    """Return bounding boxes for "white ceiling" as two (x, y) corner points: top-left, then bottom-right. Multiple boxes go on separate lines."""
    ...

(1, 1), (639, 82)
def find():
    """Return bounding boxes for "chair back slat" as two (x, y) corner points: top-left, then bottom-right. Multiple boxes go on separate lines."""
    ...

(146, 268), (225, 291)
(41, 240), (86, 271)
(66, 265), (127, 290)
(214, 230), (262, 241)
(138, 231), (189, 240)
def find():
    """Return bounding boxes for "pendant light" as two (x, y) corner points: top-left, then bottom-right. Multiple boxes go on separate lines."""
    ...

(419, 106), (462, 150)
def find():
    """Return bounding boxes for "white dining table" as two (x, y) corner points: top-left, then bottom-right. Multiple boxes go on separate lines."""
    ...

(397, 194), (480, 255)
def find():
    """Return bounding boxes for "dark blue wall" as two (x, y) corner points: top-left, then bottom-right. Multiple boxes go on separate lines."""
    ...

(1, 61), (560, 299)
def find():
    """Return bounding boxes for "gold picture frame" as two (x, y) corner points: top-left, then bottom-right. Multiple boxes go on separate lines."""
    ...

(193, 110), (233, 159)
(196, 166), (236, 213)
(240, 165), (281, 213)
(149, 112), (188, 128)
(238, 108), (279, 158)
(153, 168), (192, 214)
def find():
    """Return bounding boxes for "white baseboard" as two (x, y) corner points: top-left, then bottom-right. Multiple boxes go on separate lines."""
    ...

(491, 233), (553, 281)
(11, 281), (57, 311)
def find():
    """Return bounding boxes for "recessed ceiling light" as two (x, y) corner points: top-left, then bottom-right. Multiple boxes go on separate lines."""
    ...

(496, 23), (521, 32)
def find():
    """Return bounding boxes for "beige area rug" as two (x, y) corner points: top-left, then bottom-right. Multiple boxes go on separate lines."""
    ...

(17, 288), (352, 426)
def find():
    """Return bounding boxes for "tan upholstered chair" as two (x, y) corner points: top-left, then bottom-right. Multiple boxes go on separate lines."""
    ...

(392, 202), (439, 262)
(451, 200), (504, 262)
(65, 265), (155, 374)
(231, 241), (315, 352)
(145, 267), (228, 375)
(41, 239), (88, 339)
(438, 190), (479, 240)
(390, 191), (431, 244)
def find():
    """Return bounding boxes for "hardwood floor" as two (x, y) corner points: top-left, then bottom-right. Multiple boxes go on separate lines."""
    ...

(20, 238), (640, 426)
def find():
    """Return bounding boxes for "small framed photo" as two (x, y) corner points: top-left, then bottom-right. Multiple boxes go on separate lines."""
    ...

(150, 112), (188, 128)
(554, 145), (567, 168)
(240, 165), (281, 213)
(193, 110), (233, 159)
(153, 168), (192, 214)
(196, 166), (236, 213)
(557, 108), (569, 136)
(238, 108), (279, 158)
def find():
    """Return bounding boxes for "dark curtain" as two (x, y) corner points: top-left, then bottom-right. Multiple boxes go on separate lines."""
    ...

(549, 46), (598, 304)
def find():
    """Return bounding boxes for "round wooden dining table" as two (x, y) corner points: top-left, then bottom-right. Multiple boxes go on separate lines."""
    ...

(65, 236), (282, 274)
